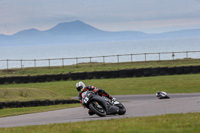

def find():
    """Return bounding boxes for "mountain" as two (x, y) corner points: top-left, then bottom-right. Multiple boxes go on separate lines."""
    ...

(44, 20), (105, 35)
(0, 20), (200, 46)
(154, 29), (200, 38)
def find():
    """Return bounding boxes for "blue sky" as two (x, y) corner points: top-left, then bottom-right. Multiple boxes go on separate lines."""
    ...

(0, 0), (200, 35)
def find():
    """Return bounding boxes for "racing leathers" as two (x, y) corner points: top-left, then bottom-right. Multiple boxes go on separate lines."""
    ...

(78, 85), (113, 104)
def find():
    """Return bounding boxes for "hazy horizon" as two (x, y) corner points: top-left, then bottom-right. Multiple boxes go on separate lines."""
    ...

(1, 20), (200, 36)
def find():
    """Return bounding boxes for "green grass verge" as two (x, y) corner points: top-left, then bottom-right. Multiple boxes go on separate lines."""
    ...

(1, 59), (200, 77)
(0, 73), (200, 118)
(0, 88), (67, 102)
(0, 112), (199, 133)
(0, 103), (80, 118)
(1, 73), (200, 102)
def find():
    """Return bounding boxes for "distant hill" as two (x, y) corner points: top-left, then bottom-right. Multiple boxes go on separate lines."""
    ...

(0, 20), (200, 46)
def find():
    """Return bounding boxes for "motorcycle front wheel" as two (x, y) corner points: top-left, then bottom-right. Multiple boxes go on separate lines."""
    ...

(89, 101), (106, 117)
(116, 103), (126, 115)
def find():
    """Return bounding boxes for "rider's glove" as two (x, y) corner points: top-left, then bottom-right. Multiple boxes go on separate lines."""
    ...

(112, 97), (117, 102)
(93, 88), (98, 93)
(112, 97), (119, 105)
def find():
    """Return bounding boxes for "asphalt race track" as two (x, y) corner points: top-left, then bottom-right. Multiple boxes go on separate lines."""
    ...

(0, 93), (200, 128)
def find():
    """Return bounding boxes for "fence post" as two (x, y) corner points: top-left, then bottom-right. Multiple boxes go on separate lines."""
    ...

(131, 54), (133, 62)
(7, 59), (9, 69)
(20, 60), (23, 69)
(144, 53), (147, 61)
(76, 58), (78, 68)
(117, 55), (119, 63)
(89, 57), (92, 67)
(103, 56), (105, 65)
(90, 57), (92, 63)
(48, 59), (50, 67)
(34, 59), (36, 67)
(186, 51), (188, 58)
(172, 52), (175, 60)
(158, 53), (160, 61)
(62, 58), (64, 67)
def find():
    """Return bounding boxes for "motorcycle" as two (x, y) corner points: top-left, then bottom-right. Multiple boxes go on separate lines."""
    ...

(81, 90), (126, 117)
(156, 91), (170, 99)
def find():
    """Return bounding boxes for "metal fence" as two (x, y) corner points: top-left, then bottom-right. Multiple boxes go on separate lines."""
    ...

(0, 51), (200, 70)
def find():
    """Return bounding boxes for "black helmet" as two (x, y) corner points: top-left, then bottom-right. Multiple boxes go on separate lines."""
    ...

(157, 91), (161, 95)
(76, 81), (85, 92)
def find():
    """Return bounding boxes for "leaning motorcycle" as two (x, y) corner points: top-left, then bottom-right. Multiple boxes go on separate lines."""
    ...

(81, 91), (126, 117)
(156, 91), (170, 99)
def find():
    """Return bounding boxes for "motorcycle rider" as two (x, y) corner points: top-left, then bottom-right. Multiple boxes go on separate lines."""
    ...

(156, 91), (169, 99)
(76, 81), (116, 115)
(156, 91), (161, 96)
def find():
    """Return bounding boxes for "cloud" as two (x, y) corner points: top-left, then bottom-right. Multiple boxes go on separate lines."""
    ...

(0, 0), (200, 34)
(134, 12), (200, 21)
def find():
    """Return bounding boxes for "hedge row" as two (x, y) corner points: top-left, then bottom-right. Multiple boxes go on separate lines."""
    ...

(0, 99), (80, 109)
(0, 65), (200, 84)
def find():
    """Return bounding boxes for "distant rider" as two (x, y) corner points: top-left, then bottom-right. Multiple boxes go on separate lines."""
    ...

(156, 91), (170, 99)
(76, 81), (116, 115)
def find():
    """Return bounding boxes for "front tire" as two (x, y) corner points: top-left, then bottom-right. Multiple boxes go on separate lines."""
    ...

(89, 101), (106, 117)
(116, 103), (126, 115)
(165, 96), (170, 99)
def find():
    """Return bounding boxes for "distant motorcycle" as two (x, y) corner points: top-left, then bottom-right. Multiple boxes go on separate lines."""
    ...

(156, 91), (170, 99)
(81, 91), (126, 117)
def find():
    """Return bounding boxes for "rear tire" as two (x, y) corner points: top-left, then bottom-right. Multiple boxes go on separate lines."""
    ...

(89, 101), (106, 117)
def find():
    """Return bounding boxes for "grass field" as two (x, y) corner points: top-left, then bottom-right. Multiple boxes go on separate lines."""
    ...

(1, 73), (200, 117)
(0, 59), (200, 120)
(0, 68), (199, 132)
(1, 73), (200, 102)
(0, 103), (80, 118)
(0, 88), (67, 102)
(1, 59), (200, 77)
(0, 112), (199, 133)
(0, 59), (199, 132)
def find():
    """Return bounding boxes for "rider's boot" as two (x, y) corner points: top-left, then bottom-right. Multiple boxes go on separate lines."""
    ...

(88, 109), (95, 115)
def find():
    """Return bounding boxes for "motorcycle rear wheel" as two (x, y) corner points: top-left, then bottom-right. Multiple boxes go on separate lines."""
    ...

(89, 101), (106, 117)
